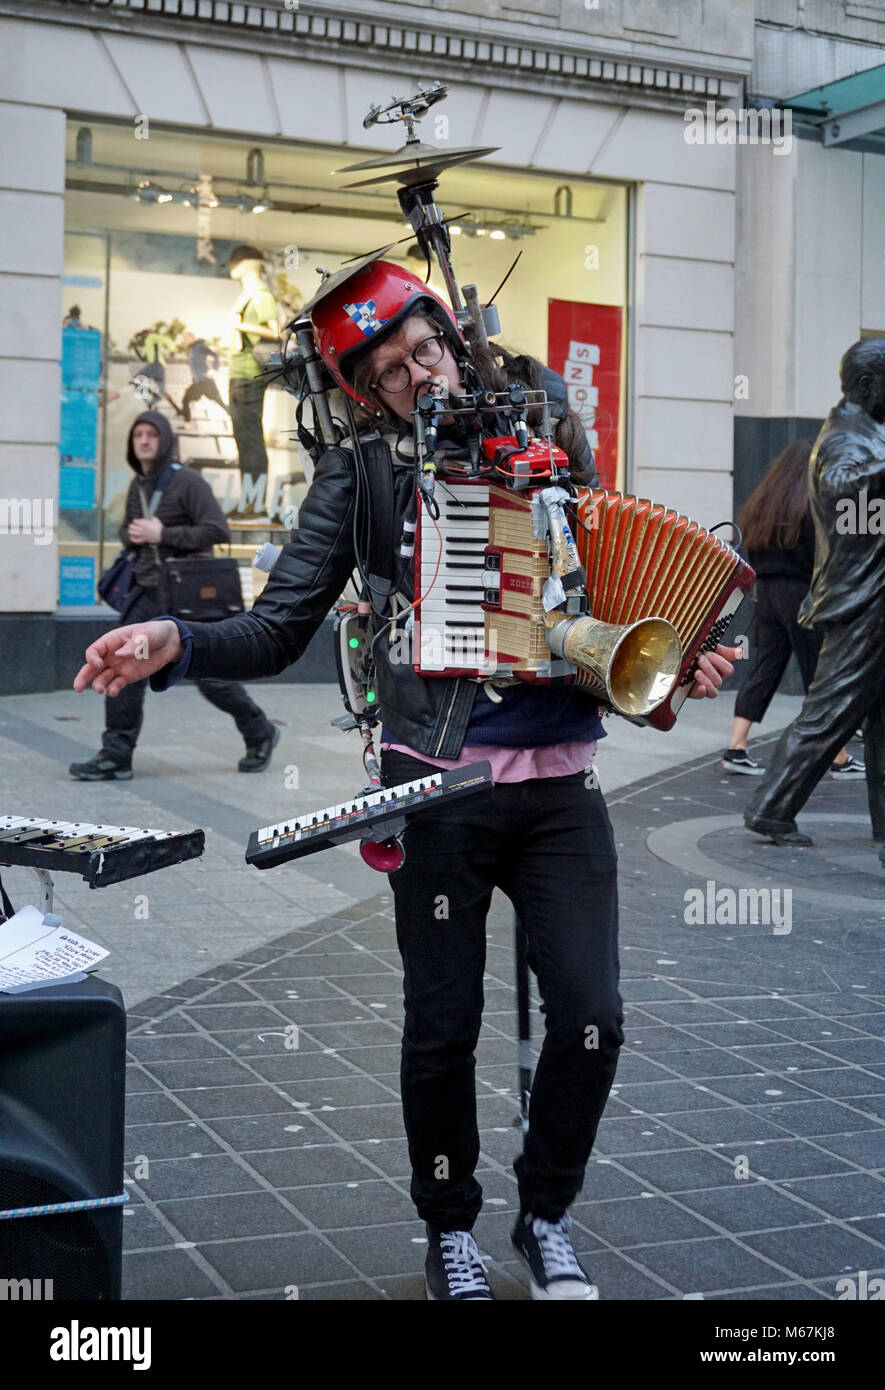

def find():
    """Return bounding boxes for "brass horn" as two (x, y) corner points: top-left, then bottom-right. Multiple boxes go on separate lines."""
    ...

(545, 611), (682, 718)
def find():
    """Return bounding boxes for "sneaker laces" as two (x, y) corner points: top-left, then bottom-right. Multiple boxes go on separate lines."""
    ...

(531, 1214), (585, 1280)
(440, 1231), (489, 1296)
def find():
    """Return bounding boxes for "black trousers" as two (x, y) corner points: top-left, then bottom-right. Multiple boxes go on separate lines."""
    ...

(734, 577), (821, 723)
(381, 749), (623, 1231)
(745, 603), (885, 835)
(101, 587), (271, 762)
(181, 378), (230, 422)
(228, 376), (268, 477)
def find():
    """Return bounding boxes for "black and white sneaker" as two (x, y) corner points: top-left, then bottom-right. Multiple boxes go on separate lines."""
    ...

(68, 753), (133, 781)
(425, 1227), (494, 1301)
(720, 748), (765, 775)
(828, 756), (866, 780)
(511, 1211), (597, 1300)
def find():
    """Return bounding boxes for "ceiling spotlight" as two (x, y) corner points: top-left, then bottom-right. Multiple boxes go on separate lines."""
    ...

(157, 192), (173, 204)
(489, 229), (506, 240)
(238, 193), (273, 215)
(476, 227), (488, 236)
(450, 225), (462, 235)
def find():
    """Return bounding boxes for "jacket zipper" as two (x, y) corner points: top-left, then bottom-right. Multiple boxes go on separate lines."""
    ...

(434, 680), (461, 757)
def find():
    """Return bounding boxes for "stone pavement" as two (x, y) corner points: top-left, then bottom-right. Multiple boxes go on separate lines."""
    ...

(1, 682), (883, 1300)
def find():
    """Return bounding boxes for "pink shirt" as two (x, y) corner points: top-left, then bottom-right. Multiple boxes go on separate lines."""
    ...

(382, 739), (599, 783)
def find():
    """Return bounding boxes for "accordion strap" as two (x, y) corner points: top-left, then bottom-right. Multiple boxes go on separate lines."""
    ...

(357, 435), (398, 605)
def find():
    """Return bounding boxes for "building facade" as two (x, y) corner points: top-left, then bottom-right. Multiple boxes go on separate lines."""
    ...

(4, 0), (882, 693)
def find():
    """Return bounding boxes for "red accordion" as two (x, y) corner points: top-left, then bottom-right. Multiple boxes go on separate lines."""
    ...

(413, 474), (753, 730)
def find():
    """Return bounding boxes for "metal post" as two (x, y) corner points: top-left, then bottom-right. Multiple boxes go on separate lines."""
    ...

(514, 912), (532, 1135)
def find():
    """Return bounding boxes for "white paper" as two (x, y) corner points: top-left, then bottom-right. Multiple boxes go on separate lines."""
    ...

(0, 905), (108, 991)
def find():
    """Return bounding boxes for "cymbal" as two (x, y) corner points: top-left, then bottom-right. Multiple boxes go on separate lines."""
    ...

(341, 147), (499, 190)
(301, 246), (393, 316)
(337, 142), (498, 173)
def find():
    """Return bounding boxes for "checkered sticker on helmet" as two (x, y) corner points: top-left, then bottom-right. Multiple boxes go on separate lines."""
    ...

(343, 300), (389, 336)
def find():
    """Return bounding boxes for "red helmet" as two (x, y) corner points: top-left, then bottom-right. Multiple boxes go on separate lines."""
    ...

(309, 258), (464, 410)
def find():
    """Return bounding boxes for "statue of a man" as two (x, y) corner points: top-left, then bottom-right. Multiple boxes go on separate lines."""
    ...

(745, 337), (885, 849)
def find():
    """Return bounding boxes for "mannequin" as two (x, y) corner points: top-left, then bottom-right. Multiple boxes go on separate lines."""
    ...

(226, 244), (279, 493)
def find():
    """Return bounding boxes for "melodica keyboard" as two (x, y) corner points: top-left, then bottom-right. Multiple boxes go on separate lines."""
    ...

(246, 761), (493, 869)
(0, 816), (205, 888)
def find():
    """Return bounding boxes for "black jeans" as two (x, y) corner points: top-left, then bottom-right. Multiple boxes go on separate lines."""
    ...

(181, 378), (230, 422)
(228, 376), (268, 478)
(381, 749), (623, 1231)
(102, 587), (271, 762)
(734, 578), (821, 723)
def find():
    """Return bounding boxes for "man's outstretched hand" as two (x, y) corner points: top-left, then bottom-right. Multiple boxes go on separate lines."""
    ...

(73, 621), (184, 697)
(688, 644), (738, 699)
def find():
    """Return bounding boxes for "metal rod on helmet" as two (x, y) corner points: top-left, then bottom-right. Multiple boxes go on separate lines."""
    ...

(293, 317), (340, 448)
(460, 283), (492, 352)
(397, 181), (463, 316)
(514, 913), (532, 1135)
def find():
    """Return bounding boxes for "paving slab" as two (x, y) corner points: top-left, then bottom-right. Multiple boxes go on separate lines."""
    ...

(2, 685), (883, 1298)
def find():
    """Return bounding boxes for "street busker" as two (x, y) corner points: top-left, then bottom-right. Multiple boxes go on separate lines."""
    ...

(74, 264), (736, 1299)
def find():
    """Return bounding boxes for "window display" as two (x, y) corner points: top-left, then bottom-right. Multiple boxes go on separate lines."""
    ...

(60, 121), (628, 606)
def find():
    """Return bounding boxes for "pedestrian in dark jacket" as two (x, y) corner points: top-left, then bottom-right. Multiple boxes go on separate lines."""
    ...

(74, 269), (735, 1301)
(69, 409), (278, 779)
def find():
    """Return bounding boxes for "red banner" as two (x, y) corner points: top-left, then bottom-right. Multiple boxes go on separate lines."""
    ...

(547, 299), (623, 490)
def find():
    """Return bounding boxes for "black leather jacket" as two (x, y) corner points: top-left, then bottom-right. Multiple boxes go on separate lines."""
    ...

(801, 399), (885, 629)
(181, 367), (598, 758)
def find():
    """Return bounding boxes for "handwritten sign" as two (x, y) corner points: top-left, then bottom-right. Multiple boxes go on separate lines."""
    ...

(0, 904), (108, 992)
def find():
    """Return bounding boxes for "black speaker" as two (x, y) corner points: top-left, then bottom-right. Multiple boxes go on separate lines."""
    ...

(0, 977), (126, 1299)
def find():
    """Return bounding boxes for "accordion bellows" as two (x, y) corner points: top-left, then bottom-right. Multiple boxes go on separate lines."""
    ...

(415, 481), (754, 730)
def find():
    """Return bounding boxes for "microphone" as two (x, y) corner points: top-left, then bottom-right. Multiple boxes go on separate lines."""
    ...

(415, 384), (447, 511)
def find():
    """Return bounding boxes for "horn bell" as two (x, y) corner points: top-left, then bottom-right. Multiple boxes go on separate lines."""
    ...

(545, 612), (682, 717)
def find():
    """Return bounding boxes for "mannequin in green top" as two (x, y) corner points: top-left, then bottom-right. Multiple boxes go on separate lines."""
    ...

(226, 244), (279, 485)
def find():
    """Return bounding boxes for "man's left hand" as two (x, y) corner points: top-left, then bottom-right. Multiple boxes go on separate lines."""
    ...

(688, 644), (737, 699)
(128, 517), (163, 544)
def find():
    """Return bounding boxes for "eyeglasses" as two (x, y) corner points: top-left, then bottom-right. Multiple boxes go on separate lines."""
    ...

(369, 333), (446, 394)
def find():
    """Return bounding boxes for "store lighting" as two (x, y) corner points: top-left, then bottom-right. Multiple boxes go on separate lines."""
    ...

(238, 193), (273, 215)
(450, 225), (462, 235)
(489, 229), (506, 240)
(157, 192), (173, 203)
(132, 180), (159, 204)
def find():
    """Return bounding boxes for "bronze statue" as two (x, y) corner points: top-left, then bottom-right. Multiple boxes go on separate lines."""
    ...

(745, 338), (885, 850)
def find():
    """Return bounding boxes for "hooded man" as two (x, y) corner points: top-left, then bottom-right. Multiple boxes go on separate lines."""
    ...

(69, 410), (279, 780)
